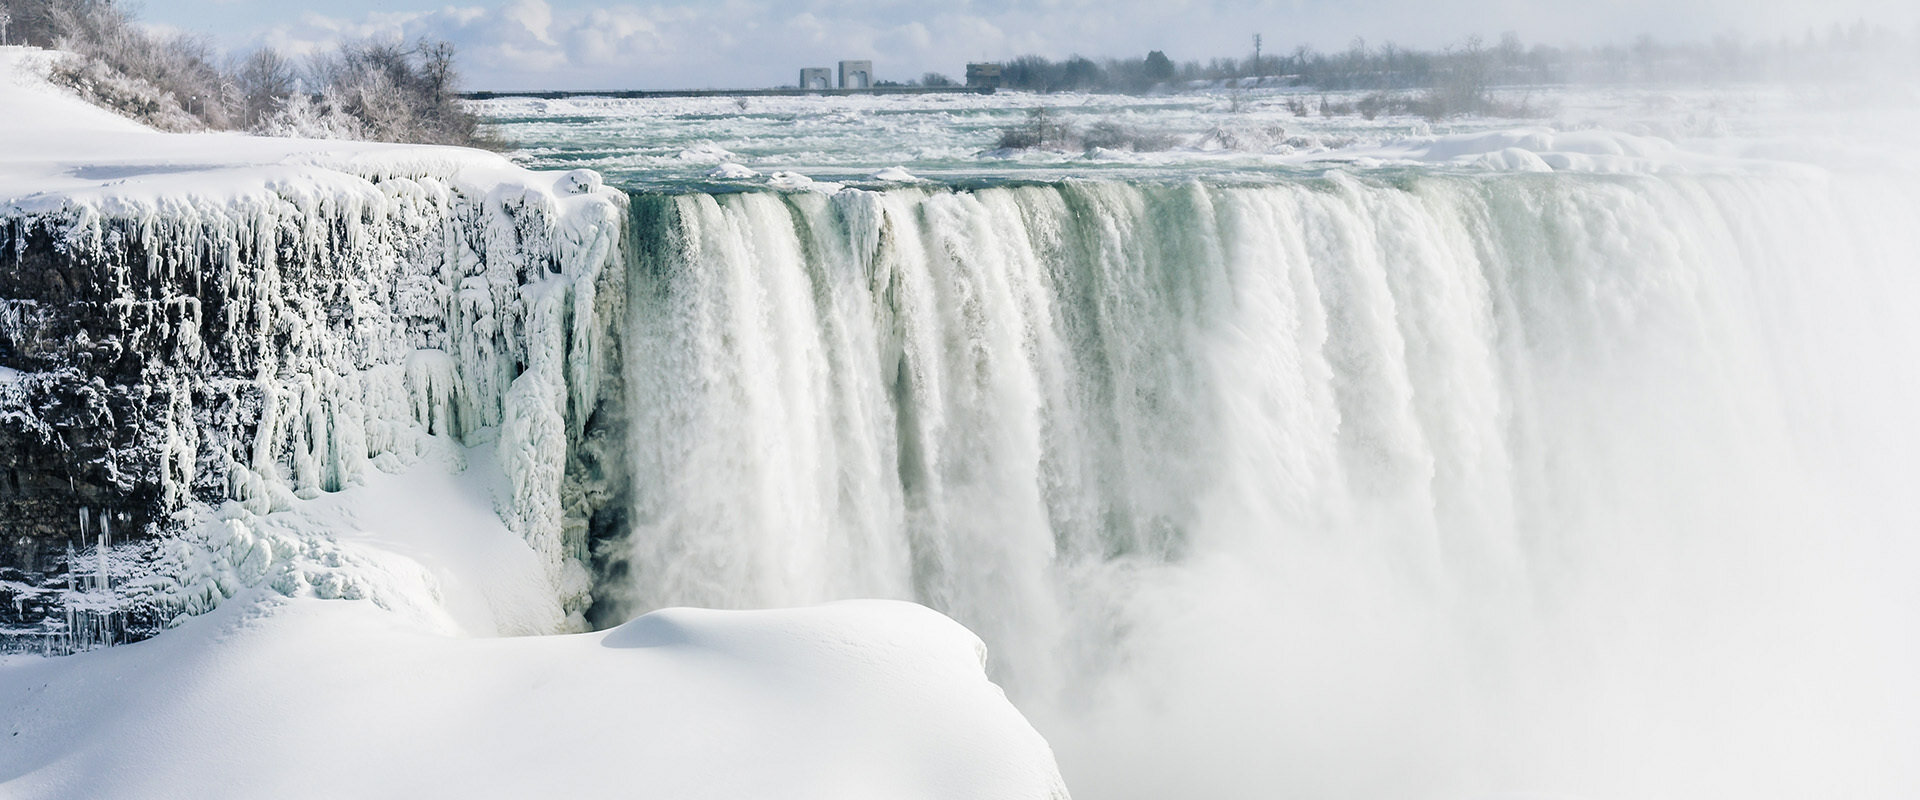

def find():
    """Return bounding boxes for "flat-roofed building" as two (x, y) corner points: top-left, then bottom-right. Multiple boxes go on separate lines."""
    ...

(965, 62), (1002, 89)
(799, 68), (833, 90)
(838, 60), (872, 89)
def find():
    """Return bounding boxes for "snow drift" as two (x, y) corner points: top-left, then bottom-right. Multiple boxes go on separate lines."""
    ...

(0, 595), (1066, 800)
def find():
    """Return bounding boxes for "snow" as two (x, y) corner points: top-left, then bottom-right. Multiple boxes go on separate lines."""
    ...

(676, 142), (736, 162)
(0, 46), (1069, 800)
(707, 162), (760, 179)
(0, 47), (520, 210)
(138, 443), (562, 638)
(0, 444), (1067, 798)
(0, 595), (1065, 800)
(1, 445), (1065, 799)
(0, 44), (629, 625)
(767, 170), (844, 192)
(868, 166), (924, 182)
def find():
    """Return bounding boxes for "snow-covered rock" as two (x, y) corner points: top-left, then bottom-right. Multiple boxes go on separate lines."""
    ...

(767, 170), (844, 193)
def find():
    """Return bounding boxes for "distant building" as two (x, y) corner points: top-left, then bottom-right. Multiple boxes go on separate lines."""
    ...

(965, 63), (1002, 89)
(799, 68), (833, 90)
(838, 60), (873, 89)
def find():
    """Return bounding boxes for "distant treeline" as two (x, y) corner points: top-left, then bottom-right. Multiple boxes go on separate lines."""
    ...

(960, 24), (1920, 95)
(0, 0), (485, 146)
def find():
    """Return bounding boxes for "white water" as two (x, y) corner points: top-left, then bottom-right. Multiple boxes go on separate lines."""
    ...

(603, 172), (1920, 799)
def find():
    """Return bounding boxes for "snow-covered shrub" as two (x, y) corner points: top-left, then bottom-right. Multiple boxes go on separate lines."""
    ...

(48, 55), (204, 132)
(23, 0), (236, 131)
(297, 38), (487, 147)
(5, 0), (486, 147)
(255, 91), (368, 141)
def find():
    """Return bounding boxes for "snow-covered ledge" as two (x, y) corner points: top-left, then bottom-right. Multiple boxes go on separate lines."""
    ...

(0, 46), (1071, 799)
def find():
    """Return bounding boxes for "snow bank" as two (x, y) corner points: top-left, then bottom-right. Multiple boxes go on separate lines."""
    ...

(0, 47), (605, 210)
(0, 596), (1068, 800)
(0, 445), (1068, 798)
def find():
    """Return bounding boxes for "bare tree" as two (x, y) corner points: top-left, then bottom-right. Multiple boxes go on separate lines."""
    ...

(235, 48), (297, 127)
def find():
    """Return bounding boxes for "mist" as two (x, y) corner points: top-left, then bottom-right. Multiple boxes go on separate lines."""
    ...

(582, 173), (1920, 799)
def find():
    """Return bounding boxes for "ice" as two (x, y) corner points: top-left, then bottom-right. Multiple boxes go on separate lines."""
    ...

(481, 82), (1920, 187)
(766, 170), (844, 193)
(867, 166), (923, 182)
(675, 142), (735, 162)
(556, 168), (601, 194)
(706, 162), (759, 179)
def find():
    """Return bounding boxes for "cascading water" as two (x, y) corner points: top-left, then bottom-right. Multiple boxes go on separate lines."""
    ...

(596, 172), (1920, 799)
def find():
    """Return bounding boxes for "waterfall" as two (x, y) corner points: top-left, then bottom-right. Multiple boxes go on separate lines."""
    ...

(603, 172), (1920, 798)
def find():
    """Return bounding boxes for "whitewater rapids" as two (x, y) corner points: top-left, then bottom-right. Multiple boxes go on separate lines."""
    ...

(600, 172), (1920, 799)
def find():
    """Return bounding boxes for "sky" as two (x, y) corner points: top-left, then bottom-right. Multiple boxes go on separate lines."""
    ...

(139, 0), (1920, 90)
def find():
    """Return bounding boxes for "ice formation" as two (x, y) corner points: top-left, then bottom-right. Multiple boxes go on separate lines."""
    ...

(0, 48), (626, 643)
(706, 162), (759, 180)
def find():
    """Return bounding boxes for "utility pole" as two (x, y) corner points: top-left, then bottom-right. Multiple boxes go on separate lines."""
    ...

(1253, 33), (1263, 81)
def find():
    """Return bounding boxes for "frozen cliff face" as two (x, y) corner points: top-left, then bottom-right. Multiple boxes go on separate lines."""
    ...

(0, 51), (627, 647)
(0, 173), (626, 644)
